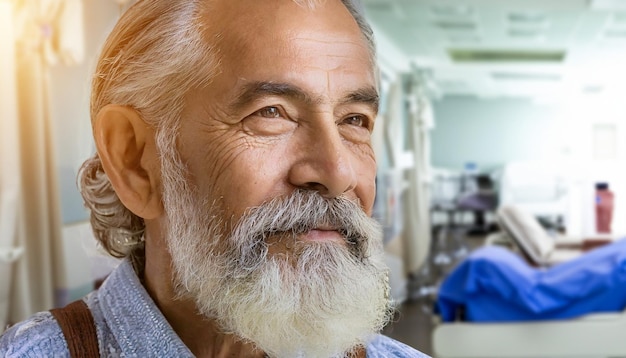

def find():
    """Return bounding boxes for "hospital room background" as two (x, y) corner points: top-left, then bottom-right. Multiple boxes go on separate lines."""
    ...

(2, 0), (626, 357)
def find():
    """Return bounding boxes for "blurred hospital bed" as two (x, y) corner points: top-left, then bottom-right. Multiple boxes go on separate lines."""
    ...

(432, 204), (626, 358)
(433, 311), (626, 358)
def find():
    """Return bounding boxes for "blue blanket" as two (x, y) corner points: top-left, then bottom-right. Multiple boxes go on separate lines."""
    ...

(436, 238), (626, 322)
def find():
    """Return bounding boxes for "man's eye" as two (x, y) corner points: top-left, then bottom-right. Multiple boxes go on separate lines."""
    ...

(244, 105), (296, 136)
(343, 115), (367, 127)
(256, 106), (281, 118)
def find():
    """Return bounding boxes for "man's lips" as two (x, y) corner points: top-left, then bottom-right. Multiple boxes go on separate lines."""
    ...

(301, 228), (344, 243)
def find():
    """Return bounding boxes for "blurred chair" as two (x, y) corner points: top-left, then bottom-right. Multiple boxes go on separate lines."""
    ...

(456, 174), (498, 236)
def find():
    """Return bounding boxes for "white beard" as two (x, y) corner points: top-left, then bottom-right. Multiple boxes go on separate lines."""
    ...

(160, 156), (391, 358)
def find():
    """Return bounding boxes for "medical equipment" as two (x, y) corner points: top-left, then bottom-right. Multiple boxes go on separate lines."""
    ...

(595, 182), (614, 233)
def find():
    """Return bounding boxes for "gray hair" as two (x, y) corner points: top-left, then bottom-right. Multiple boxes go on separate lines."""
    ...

(78, 0), (377, 259)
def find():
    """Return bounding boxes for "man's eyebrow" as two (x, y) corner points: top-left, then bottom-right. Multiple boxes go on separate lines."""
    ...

(340, 86), (379, 113)
(229, 81), (379, 112)
(229, 81), (315, 111)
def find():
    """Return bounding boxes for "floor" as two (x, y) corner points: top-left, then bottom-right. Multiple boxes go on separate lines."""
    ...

(382, 299), (436, 356)
(381, 231), (491, 357)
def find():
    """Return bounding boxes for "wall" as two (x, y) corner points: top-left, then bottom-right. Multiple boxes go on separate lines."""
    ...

(431, 96), (562, 172)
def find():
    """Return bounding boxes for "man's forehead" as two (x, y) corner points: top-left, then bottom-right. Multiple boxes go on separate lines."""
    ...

(192, 0), (375, 97)
(201, 0), (340, 16)
(198, 0), (362, 47)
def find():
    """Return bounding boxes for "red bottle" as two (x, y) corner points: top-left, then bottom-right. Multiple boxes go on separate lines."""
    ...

(595, 182), (614, 234)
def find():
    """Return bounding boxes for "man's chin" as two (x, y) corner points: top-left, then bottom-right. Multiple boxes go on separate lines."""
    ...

(163, 187), (390, 356)
(190, 243), (390, 358)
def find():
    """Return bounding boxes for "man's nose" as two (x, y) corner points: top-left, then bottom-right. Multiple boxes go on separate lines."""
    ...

(288, 124), (357, 198)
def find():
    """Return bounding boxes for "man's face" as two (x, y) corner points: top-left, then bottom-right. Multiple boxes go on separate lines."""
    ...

(177, 0), (378, 240)
(157, 1), (389, 356)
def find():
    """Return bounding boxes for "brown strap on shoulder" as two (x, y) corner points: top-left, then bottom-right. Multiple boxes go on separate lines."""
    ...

(50, 299), (100, 357)
(349, 345), (367, 358)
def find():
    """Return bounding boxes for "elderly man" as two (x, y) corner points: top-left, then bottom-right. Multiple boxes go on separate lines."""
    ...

(0, 0), (428, 357)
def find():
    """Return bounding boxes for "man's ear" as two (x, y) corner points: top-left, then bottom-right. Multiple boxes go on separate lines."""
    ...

(94, 105), (163, 220)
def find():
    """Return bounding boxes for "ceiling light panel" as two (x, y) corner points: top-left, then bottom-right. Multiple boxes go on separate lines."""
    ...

(599, 11), (626, 41)
(448, 34), (482, 43)
(491, 72), (562, 81)
(430, 4), (474, 17)
(508, 11), (549, 25)
(512, 11), (580, 44)
(429, 3), (479, 34)
(508, 28), (546, 40)
(449, 49), (566, 63)
(611, 12), (626, 23)
(589, 0), (626, 10)
(604, 29), (626, 38)
(433, 20), (478, 31)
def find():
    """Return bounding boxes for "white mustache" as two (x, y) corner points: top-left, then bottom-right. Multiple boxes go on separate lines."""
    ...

(226, 189), (381, 270)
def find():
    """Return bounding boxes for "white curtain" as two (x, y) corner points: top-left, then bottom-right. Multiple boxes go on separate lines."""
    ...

(403, 77), (435, 274)
(0, 0), (84, 326)
(379, 76), (434, 275)
(0, 0), (23, 329)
